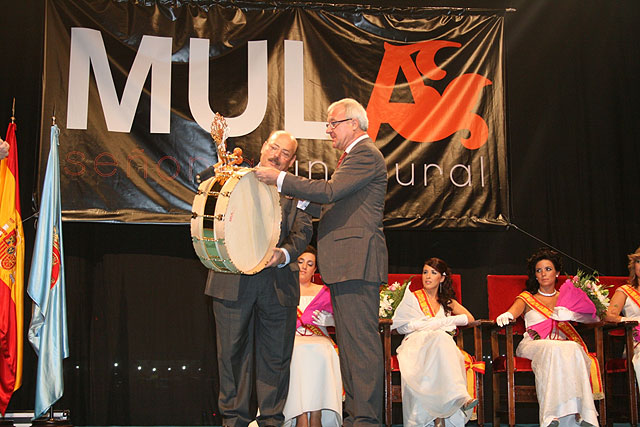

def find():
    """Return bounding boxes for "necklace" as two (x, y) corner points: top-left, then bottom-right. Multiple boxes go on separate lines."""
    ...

(538, 289), (557, 297)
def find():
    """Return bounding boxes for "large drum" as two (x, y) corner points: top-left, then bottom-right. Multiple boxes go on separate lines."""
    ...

(191, 168), (281, 274)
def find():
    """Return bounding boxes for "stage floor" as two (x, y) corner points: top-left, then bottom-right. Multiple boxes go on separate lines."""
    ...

(66, 425), (638, 427)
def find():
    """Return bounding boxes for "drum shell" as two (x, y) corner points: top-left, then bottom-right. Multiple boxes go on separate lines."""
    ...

(191, 168), (281, 275)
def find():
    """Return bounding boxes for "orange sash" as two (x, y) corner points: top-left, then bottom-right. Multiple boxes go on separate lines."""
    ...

(414, 289), (485, 416)
(413, 288), (437, 318)
(461, 349), (485, 420)
(516, 291), (604, 400)
(296, 307), (339, 355)
(619, 284), (640, 310)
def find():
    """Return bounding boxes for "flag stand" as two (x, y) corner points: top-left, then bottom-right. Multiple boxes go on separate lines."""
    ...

(30, 408), (71, 427)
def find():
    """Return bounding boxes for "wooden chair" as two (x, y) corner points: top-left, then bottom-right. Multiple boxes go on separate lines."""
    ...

(487, 275), (606, 427)
(380, 273), (485, 427)
(599, 276), (638, 426)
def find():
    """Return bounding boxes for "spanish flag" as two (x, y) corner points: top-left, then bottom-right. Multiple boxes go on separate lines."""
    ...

(0, 122), (24, 415)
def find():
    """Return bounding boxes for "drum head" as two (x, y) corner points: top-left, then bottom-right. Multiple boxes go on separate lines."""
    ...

(222, 171), (281, 274)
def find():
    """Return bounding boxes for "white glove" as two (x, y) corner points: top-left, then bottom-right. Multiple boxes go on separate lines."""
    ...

(552, 307), (598, 323)
(413, 317), (445, 331)
(444, 314), (469, 327)
(551, 306), (574, 321)
(394, 318), (438, 334)
(496, 311), (514, 327)
(396, 315), (467, 334)
(312, 310), (335, 327)
(621, 316), (640, 323)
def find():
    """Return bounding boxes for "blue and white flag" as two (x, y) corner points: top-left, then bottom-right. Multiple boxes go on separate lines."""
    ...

(27, 124), (69, 419)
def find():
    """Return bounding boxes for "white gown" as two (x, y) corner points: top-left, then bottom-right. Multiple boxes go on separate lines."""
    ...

(392, 291), (471, 427)
(516, 310), (599, 427)
(620, 290), (640, 387)
(283, 295), (342, 427)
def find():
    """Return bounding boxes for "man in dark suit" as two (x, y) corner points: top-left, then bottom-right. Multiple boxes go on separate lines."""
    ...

(256, 98), (388, 426)
(206, 130), (313, 427)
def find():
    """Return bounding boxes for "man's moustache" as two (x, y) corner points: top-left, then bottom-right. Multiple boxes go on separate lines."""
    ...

(268, 157), (281, 167)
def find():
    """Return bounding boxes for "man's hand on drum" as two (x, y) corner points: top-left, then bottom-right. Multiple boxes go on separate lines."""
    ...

(265, 248), (286, 268)
(254, 166), (280, 186)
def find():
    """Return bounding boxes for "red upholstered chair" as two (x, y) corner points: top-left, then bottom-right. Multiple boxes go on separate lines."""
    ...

(599, 276), (638, 426)
(487, 275), (606, 427)
(380, 274), (484, 427)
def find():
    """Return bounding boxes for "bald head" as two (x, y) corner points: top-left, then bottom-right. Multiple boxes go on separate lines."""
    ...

(259, 130), (297, 171)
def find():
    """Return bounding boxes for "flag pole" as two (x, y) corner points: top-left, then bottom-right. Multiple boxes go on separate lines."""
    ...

(28, 117), (71, 427)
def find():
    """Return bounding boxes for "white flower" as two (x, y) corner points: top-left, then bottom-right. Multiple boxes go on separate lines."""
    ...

(379, 293), (393, 318)
(381, 294), (393, 309)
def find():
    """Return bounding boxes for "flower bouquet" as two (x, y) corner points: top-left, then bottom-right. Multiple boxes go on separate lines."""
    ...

(569, 269), (611, 319)
(528, 270), (611, 340)
(379, 277), (412, 319)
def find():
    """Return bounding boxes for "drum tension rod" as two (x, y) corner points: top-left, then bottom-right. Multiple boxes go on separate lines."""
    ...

(196, 190), (223, 197)
(203, 214), (224, 221)
(198, 255), (224, 262)
(192, 236), (224, 243)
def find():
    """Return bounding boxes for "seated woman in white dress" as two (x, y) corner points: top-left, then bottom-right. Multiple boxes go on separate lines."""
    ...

(605, 245), (640, 386)
(391, 257), (477, 427)
(283, 246), (342, 427)
(496, 247), (599, 427)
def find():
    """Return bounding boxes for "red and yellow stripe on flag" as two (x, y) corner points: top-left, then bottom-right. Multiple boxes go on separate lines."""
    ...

(0, 122), (24, 414)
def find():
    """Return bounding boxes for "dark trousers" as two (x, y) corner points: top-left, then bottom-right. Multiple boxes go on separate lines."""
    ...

(330, 279), (384, 426)
(212, 277), (297, 427)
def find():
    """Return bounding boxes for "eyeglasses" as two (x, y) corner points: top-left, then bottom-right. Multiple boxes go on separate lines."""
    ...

(325, 118), (352, 130)
(266, 142), (293, 160)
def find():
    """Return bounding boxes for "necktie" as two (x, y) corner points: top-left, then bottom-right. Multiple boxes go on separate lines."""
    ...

(336, 151), (347, 168)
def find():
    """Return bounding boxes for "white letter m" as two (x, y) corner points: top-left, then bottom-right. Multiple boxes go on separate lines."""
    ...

(67, 27), (172, 133)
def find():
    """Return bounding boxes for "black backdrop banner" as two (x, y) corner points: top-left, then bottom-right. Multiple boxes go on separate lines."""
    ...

(41, 0), (508, 229)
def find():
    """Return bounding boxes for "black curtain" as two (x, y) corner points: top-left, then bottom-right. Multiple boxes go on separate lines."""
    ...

(59, 223), (218, 425)
(2, 0), (640, 424)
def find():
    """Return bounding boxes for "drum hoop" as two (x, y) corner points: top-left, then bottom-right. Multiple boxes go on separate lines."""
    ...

(214, 169), (281, 274)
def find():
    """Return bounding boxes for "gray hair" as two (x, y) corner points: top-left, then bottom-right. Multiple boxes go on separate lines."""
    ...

(328, 98), (369, 131)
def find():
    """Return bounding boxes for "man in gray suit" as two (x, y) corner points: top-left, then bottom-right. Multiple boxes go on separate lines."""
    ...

(206, 130), (313, 427)
(256, 98), (388, 426)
